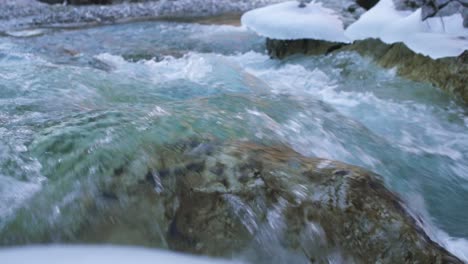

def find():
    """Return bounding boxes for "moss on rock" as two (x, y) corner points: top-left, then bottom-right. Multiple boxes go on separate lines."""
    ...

(266, 38), (468, 104)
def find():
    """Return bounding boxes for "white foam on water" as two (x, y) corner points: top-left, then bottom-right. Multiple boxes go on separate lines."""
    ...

(95, 53), (213, 85)
(228, 52), (468, 162)
(217, 50), (468, 259)
(2, 18), (467, 260)
(0, 245), (242, 264)
(224, 194), (258, 234)
(0, 175), (42, 223)
(405, 194), (468, 262)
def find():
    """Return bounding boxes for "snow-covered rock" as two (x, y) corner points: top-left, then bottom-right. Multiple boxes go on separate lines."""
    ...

(345, 0), (468, 58)
(241, 1), (350, 42)
(345, 0), (412, 40)
(242, 0), (467, 59)
(393, 0), (467, 25)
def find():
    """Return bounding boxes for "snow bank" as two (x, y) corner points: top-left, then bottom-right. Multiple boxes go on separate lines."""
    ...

(0, 245), (242, 264)
(242, 0), (467, 59)
(241, 1), (350, 43)
(345, 0), (468, 59)
(344, 0), (411, 40)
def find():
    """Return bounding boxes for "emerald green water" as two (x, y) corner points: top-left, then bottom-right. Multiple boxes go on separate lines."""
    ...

(0, 21), (467, 260)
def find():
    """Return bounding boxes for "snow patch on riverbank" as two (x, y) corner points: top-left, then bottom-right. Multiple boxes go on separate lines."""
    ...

(0, 245), (242, 264)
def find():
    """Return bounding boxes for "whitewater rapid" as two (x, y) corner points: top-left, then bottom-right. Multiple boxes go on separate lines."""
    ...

(0, 18), (467, 262)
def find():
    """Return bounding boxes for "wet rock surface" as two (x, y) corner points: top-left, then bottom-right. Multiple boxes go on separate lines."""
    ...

(266, 38), (468, 104)
(266, 38), (347, 59)
(344, 39), (468, 103)
(0, 139), (462, 263)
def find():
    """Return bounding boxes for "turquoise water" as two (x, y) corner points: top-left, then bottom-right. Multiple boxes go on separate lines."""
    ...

(0, 21), (467, 260)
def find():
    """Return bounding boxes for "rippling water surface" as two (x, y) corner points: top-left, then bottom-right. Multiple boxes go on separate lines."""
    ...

(0, 20), (467, 261)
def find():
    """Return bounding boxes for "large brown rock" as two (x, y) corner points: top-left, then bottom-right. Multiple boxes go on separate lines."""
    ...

(0, 139), (462, 263)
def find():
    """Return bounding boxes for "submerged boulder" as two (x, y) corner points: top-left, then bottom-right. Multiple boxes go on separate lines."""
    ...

(0, 139), (462, 263)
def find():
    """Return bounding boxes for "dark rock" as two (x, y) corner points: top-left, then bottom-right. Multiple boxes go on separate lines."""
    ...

(458, 49), (468, 63)
(101, 191), (119, 200)
(185, 160), (206, 173)
(356, 0), (380, 9)
(464, 7), (468, 26)
(145, 171), (157, 187)
(394, 0), (426, 10)
(266, 38), (346, 59)
(422, 1), (465, 19)
(36, 0), (65, 3)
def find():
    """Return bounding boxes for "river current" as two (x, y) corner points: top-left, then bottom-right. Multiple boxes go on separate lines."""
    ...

(0, 19), (467, 261)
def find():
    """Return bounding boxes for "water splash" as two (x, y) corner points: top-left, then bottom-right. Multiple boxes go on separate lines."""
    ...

(0, 19), (467, 261)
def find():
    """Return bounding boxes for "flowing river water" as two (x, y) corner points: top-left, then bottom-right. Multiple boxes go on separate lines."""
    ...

(0, 15), (467, 262)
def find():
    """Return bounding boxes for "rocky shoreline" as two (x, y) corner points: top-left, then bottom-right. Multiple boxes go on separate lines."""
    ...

(0, 0), (282, 31)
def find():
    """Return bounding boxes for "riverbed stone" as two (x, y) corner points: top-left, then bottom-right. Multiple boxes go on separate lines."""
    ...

(0, 139), (462, 263)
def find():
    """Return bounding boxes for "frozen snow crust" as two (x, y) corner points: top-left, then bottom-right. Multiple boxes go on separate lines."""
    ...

(241, 1), (350, 43)
(241, 0), (468, 59)
(0, 245), (242, 264)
